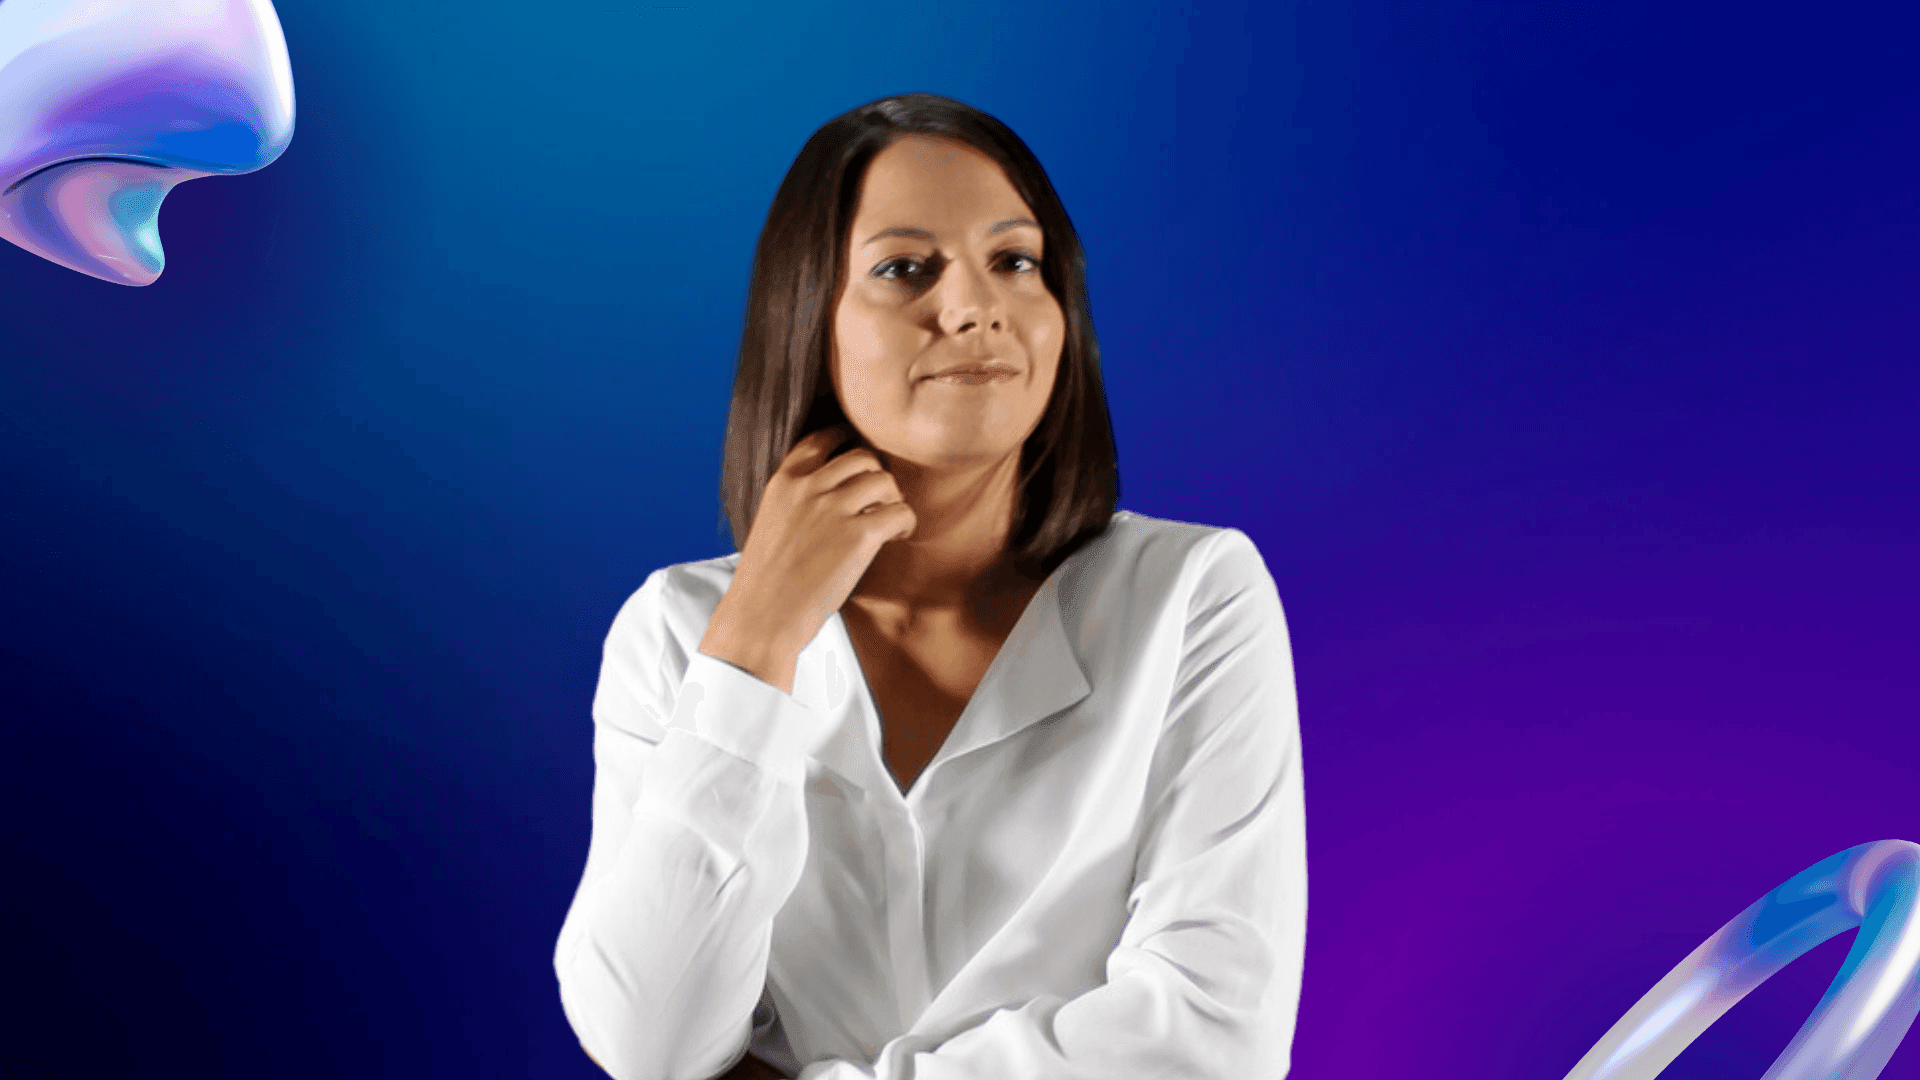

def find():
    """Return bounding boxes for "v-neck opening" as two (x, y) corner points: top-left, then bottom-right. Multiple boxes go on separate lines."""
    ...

(832, 568), (1057, 807)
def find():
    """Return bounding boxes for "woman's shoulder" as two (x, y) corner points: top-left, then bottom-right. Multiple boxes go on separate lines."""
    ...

(1104, 507), (1254, 548)
(1087, 513), (1291, 712)
(1056, 510), (1279, 651)
(602, 550), (742, 649)
(1081, 509), (1270, 592)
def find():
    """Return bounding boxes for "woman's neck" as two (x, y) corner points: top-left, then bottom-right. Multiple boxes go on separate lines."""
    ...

(849, 447), (1035, 627)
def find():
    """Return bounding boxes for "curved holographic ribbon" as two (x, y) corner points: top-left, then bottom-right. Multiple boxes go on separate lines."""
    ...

(0, 0), (295, 286)
(1564, 839), (1920, 1080)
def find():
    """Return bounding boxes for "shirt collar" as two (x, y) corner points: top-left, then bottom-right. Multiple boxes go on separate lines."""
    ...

(795, 569), (1093, 798)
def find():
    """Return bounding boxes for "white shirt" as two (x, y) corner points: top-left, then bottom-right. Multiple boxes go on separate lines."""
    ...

(554, 509), (1306, 1080)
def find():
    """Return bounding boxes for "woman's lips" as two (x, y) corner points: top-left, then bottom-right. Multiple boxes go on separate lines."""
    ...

(926, 368), (1017, 386)
(924, 361), (1018, 384)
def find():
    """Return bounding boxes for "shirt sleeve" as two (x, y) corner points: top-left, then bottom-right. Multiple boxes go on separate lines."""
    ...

(554, 568), (841, 1080)
(795, 528), (1307, 1080)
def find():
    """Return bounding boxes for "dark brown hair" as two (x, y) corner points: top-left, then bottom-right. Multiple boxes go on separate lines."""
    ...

(716, 92), (1120, 582)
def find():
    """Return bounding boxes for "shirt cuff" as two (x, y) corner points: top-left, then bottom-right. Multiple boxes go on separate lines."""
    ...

(670, 650), (837, 784)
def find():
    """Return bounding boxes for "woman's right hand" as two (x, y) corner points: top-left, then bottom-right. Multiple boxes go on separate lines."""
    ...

(699, 423), (917, 693)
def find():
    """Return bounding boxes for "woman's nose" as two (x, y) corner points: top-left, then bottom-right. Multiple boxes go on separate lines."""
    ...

(0, 0), (296, 286)
(939, 257), (1006, 335)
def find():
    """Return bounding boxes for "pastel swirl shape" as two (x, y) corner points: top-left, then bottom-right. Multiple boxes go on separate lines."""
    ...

(0, 0), (294, 286)
(1565, 839), (1920, 1080)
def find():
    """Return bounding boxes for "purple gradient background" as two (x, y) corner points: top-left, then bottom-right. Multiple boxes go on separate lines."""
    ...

(2, 1), (1914, 1077)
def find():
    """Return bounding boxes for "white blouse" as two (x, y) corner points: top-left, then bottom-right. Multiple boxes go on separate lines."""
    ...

(554, 509), (1306, 1080)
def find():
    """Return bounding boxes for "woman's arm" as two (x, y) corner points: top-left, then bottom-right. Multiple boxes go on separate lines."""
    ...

(555, 571), (836, 1080)
(797, 530), (1307, 1080)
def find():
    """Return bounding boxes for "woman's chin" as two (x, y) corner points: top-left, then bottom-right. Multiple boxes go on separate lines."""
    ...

(890, 437), (1024, 474)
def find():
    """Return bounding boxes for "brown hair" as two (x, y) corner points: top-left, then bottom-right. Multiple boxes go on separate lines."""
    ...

(715, 92), (1120, 581)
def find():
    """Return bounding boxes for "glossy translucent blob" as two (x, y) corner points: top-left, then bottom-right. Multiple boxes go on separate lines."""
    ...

(0, 0), (295, 286)
(1564, 839), (1920, 1080)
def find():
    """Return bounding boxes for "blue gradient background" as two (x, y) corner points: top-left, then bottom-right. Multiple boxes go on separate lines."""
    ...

(4, 2), (1915, 1077)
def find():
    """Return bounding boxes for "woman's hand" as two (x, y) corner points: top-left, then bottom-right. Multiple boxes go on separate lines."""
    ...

(699, 423), (917, 694)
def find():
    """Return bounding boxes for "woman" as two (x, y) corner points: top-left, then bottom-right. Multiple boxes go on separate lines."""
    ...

(554, 92), (1306, 1080)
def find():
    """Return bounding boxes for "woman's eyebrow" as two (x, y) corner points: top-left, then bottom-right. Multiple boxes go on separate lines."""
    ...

(861, 217), (1040, 248)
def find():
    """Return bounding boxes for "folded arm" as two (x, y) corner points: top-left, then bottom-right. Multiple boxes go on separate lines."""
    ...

(556, 572), (837, 1080)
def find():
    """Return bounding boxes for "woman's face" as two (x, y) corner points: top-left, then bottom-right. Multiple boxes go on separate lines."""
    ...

(831, 135), (1065, 473)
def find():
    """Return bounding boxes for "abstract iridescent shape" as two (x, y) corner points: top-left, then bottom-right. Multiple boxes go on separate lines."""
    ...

(0, 0), (295, 286)
(1565, 839), (1920, 1080)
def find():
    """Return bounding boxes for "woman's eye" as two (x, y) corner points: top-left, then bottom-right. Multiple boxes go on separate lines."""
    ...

(872, 250), (1040, 285)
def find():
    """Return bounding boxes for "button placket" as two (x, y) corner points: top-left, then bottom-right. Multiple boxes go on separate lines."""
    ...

(832, 614), (936, 1035)
(874, 794), (931, 1032)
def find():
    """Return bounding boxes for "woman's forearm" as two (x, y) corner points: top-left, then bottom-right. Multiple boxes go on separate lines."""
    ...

(557, 650), (829, 1080)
